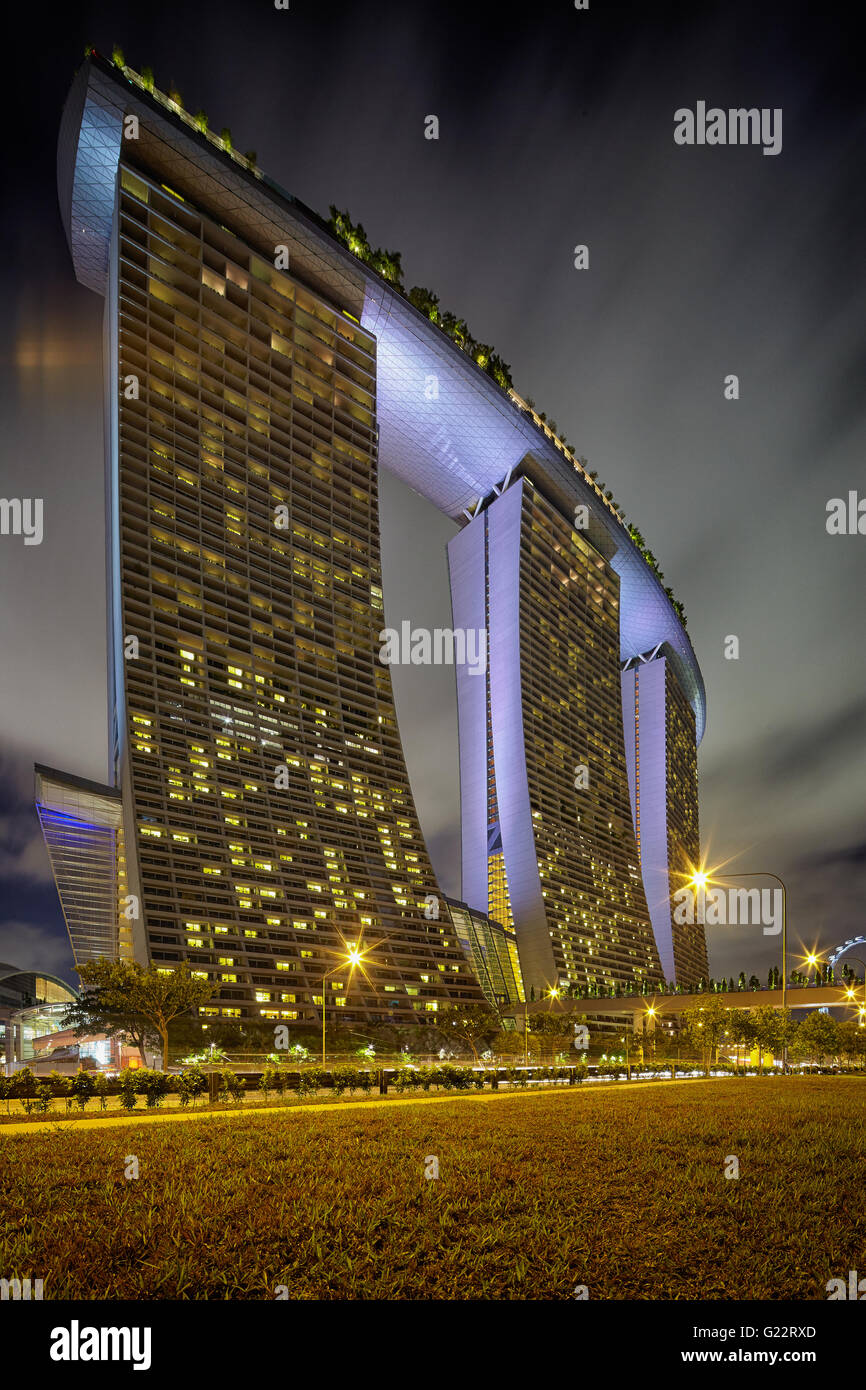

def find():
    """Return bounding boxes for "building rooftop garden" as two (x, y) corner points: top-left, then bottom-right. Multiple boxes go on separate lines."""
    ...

(92, 43), (688, 631)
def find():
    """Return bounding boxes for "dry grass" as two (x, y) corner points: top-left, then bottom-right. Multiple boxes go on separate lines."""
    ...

(1, 1076), (861, 1299)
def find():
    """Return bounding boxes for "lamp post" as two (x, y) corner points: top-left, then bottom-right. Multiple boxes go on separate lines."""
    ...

(852, 958), (866, 1031)
(838, 955), (866, 1033)
(321, 946), (364, 1069)
(620, 1029), (631, 1081)
(645, 1005), (657, 1063)
(689, 868), (788, 1071)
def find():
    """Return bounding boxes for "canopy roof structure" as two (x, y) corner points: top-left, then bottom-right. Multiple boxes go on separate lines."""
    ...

(58, 51), (705, 741)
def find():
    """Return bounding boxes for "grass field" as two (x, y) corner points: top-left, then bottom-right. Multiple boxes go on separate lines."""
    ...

(1, 1077), (862, 1299)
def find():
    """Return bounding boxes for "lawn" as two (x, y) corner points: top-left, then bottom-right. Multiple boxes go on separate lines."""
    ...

(1, 1077), (862, 1299)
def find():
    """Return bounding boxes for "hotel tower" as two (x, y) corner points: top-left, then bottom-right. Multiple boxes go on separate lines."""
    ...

(42, 50), (706, 1033)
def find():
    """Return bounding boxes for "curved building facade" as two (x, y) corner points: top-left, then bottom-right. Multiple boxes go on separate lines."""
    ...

(43, 51), (708, 1030)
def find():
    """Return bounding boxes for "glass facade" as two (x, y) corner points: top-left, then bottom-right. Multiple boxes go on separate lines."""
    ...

(51, 53), (705, 1028)
(445, 898), (524, 1007)
(103, 161), (481, 1027)
(620, 653), (708, 988)
(450, 476), (663, 998)
(35, 767), (131, 966)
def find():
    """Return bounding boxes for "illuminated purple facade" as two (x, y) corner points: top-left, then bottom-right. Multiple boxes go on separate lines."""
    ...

(44, 51), (705, 1013)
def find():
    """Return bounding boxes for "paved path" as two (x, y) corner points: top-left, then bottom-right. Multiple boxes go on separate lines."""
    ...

(0, 1076), (718, 1138)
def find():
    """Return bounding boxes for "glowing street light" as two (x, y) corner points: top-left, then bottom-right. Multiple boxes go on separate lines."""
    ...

(834, 953), (866, 1032)
(685, 862), (788, 1070)
(321, 937), (375, 1069)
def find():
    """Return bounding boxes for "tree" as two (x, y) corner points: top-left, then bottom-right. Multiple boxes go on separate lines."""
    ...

(838, 1020), (866, 1070)
(491, 1029), (527, 1059)
(94, 1074), (111, 1112)
(790, 1011), (840, 1070)
(751, 1005), (789, 1069)
(63, 959), (156, 1065)
(680, 1001), (730, 1074)
(64, 959), (214, 1070)
(726, 1008), (755, 1068)
(529, 1011), (584, 1061)
(435, 1003), (501, 1062)
(408, 285), (441, 323)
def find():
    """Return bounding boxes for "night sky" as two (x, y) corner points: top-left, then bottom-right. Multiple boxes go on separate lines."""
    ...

(1, 0), (863, 989)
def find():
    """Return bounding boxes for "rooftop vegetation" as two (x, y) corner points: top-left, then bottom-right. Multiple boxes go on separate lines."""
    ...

(95, 43), (689, 630)
(328, 207), (513, 392)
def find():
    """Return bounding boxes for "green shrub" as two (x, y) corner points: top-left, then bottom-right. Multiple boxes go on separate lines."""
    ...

(137, 1069), (170, 1109)
(71, 1071), (96, 1112)
(34, 1081), (53, 1116)
(303, 1069), (324, 1099)
(332, 1066), (361, 1097)
(219, 1068), (245, 1106)
(118, 1069), (138, 1111)
(94, 1074), (111, 1111)
(10, 1068), (36, 1104)
(178, 1066), (207, 1109)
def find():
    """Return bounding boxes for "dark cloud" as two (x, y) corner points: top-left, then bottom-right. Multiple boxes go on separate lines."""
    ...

(797, 841), (866, 872)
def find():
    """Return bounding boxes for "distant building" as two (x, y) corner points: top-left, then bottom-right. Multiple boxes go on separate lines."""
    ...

(445, 898), (524, 1009)
(0, 965), (78, 1071)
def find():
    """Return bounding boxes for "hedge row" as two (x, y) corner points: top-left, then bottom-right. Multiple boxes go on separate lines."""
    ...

(0, 1061), (592, 1116)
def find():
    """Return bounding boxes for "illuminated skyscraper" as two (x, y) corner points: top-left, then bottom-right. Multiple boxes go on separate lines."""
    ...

(621, 652), (707, 987)
(44, 50), (706, 1027)
(450, 475), (665, 996)
(49, 52), (483, 1028)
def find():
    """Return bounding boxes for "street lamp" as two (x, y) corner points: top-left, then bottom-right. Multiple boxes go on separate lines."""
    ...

(322, 943), (366, 1069)
(839, 955), (866, 1031)
(687, 866), (788, 1070)
(803, 951), (824, 983)
(645, 1005), (657, 1063)
(620, 1030), (632, 1080)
